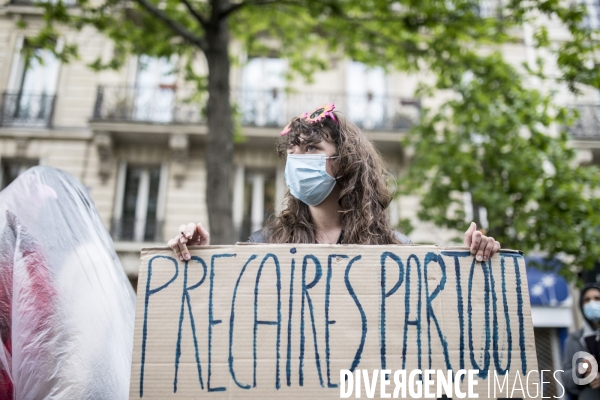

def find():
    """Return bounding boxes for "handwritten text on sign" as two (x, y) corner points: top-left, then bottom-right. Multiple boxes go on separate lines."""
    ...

(130, 245), (537, 399)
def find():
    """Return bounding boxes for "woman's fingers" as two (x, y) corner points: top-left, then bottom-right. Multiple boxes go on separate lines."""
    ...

(490, 240), (501, 258)
(168, 222), (210, 260)
(185, 222), (196, 241)
(463, 222), (476, 248)
(167, 237), (183, 260)
(178, 239), (190, 261)
(480, 237), (496, 262)
(465, 222), (502, 262)
(473, 237), (501, 262)
(195, 223), (210, 246)
(174, 223), (193, 260)
(179, 224), (187, 243)
(469, 229), (483, 258)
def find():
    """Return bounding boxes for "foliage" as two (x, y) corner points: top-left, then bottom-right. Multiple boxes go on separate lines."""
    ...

(397, 2), (600, 276)
(401, 50), (600, 276)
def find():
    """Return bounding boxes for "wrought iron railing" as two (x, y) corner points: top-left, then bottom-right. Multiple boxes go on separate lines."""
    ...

(93, 85), (421, 131)
(9, 0), (76, 6)
(569, 104), (600, 140)
(93, 86), (204, 124)
(0, 92), (56, 127)
(236, 90), (421, 131)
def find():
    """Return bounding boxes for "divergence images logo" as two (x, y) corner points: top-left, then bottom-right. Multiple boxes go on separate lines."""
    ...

(573, 351), (599, 385)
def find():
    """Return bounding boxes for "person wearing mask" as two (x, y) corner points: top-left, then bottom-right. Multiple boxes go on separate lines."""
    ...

(168, 103), (501, 259)
(562, 283), (600, 399)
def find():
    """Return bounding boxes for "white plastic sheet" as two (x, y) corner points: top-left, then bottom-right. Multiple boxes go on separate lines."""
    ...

(0, 166), (136, 399)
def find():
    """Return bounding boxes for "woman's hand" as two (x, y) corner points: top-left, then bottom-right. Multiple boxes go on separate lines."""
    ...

(464, 222), (500, 262)
(167, 222), (210, 261)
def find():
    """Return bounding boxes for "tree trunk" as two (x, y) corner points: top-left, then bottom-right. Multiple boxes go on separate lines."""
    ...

(204, 0), (234, 244)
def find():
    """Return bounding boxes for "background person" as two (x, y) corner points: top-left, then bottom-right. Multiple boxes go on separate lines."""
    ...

(562, 283), (600, 399)
(169, 104), (501, 258)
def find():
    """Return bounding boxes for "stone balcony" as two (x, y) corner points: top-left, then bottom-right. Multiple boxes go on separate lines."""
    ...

(91, 85), (421, 133)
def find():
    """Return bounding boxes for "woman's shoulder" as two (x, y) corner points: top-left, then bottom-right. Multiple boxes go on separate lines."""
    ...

(248, 229), (269, 243)
(566, 328), (585, 344)
(393, 231), (412, 245)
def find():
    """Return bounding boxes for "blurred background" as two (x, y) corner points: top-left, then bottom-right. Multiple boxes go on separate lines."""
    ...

(1, 0), (600, 397)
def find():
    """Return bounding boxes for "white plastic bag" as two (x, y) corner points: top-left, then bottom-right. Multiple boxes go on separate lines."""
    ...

(0, 166), (136, 399)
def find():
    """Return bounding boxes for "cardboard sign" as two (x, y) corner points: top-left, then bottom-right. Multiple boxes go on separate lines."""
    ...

(130, 245), (539, 399)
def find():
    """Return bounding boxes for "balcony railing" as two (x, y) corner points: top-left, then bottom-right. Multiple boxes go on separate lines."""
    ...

(570, 104), (600, 140)
(93, 86), (203, 124)
(9, 0), (76, 6)
(93, 86), (421, 131)
(0, 92), (56, 127)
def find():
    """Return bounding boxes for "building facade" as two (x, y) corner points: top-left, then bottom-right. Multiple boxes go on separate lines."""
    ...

(1, 1), (600, 397)
(0, 2), (431, 278)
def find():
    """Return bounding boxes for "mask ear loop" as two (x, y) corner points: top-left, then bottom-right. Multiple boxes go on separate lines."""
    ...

(324, 155), (343, 179)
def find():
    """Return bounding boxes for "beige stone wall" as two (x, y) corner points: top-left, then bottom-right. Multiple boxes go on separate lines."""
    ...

(162, 151), (208, 239)
(0, 19), (15, 93)
(82, 144), (118, 228)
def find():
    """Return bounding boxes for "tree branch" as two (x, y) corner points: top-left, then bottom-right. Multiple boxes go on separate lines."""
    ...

(179, 0), (209, 31)
(132, 0), (208, 51)
(219, 0), (300, 20)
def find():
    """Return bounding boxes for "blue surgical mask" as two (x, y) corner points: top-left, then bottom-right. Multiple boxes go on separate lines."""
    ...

(284, 154), (338, 206)
(584, 301), (600, 322)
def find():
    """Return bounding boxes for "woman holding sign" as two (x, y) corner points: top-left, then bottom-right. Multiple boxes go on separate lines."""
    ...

(168, 104), (500, 258)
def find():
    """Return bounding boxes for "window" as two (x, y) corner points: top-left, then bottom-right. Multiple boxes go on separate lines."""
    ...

(570, 102), (600, 140)
(234, 168), (277, 241)
(475, 0), (502, 18)
(346, 61), (386, 130)
(0, 158), (39, 190)
(112, 163), (166, 242)
(240, 57), (287, 127)
(133, 55), (177, 123)
(2, 37), (60, 127)
(462, 188), (489, 231)
(582, 0), (600, 30)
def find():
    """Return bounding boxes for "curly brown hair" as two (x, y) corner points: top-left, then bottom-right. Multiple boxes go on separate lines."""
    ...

(264, 112), (401, 245)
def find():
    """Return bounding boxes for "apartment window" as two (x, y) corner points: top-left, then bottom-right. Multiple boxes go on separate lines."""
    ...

(233, 167), (277, 241)
(346, 61), (386, 130)
(0, 158), (38, 190)
(112, 163), (166, 242)
(475, 0), (502, 18)
(2, 38), (60, 127)
(582, 0), (600, 29)
(133, 55), (177, 123)
(240, 57), (287, 127)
